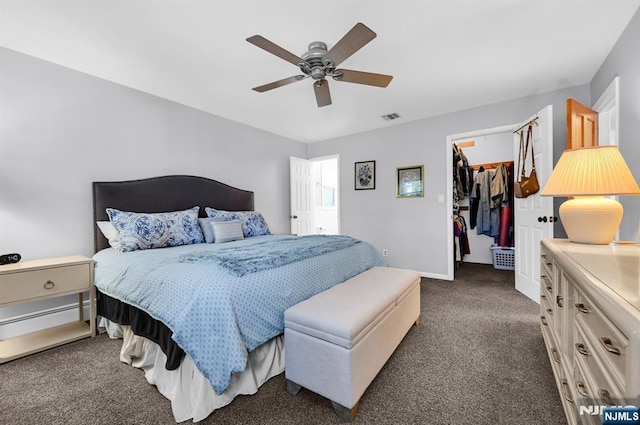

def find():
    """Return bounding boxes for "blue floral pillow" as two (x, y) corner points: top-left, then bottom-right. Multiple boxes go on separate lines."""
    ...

(107, 206), (205, 252)
(205, 207), (271, 238)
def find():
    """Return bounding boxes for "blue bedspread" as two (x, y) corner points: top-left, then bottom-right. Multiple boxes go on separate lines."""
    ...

(93, 234), (385, 395)
(179, 234), (360, 276)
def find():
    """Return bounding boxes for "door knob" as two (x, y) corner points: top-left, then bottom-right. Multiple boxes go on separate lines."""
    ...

(538, 216), (548, 223)
(291, 215), (298, 219)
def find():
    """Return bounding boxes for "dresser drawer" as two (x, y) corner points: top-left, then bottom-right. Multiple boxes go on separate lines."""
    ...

(541, 287), (555, 329)
(574, 321), (625, 405)
(574, 287), (628, 392)
(540, 248), (555, 282)
(0, 264), (90, 305)
(574, 352), (602, 425)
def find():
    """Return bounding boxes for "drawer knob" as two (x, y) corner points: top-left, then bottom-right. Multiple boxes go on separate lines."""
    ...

(546, 308), (553, 316)
(599, 337), (621, 356)
(43, 280), (55, 290)
(556, 295), (563, 308)
(575, 381), (589, 397)
(598, 389), (614, 406)
(575, 343), (589, 356)
(561, 379), (574, 404)
(540, 316), (548, 326)
(575, 303), (589, 314)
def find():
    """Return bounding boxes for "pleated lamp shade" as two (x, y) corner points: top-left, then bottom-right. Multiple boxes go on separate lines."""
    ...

(541, 145), (640, 244)
(541, 146), (640, 196)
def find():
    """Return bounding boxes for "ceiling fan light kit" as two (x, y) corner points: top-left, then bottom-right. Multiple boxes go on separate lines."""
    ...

(247, 23), (393, 107)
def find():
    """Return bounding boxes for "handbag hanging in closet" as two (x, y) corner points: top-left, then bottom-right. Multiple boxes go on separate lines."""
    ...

(514, 124), (539, 198)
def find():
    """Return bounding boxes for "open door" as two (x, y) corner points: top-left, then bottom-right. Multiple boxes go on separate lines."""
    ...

(290, 157), (314, 235)
(567, 98), (598, 149)
(513, 105), (554, 302)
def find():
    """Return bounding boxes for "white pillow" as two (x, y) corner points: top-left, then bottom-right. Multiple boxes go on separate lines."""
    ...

(198, 217), (228, 243)
(97, 221), (120, 250)
(211, 220), (244, 243)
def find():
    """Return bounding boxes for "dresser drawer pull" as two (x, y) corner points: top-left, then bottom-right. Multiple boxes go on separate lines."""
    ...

(546, 308), (553, 316)
(541, 316), (548, 326)
(575, 343), (589, 356)
(546, 262), (553, 268)
(556, 295), (563, 308)
(43, 280), (55, 290)
(598, 389), (614, 406)
(599, 337), (621, 356)
(575, 303), (590, 314)
(575, 381), (588, 397)
(561, 379), (574, 403)
(551, 348), (561, 364)
(546, 285), (552, 293)
(541, 294), (546, 300)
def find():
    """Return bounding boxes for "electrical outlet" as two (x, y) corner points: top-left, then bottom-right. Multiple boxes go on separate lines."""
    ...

(382, 249), (388, 256)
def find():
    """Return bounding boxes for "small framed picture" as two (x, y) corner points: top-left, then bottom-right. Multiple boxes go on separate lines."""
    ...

(355, 160), (376, 190)
(396, 165), (424, 197)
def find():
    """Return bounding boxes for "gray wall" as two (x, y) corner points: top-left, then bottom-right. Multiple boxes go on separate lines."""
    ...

(308, 85), (590, 277)
(1, 7), (638, 315)
(0, 47), (305, 261)
(591, 6), (640, 239)
(0, 47), (306, 319)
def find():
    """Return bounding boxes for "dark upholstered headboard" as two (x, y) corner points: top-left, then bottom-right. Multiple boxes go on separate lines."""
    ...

(92, 175), (254, 253)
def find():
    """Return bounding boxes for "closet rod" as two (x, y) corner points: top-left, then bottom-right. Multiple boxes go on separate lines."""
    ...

(513, 117), (538, 134)
(469, 160), (513, 170)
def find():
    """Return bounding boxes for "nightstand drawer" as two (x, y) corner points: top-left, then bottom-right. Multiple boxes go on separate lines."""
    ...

(0, 264), (90, 305)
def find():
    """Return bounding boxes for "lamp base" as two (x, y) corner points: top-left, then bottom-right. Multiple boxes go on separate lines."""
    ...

(559, 196), (623, 244)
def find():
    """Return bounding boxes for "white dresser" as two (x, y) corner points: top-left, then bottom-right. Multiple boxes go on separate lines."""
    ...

(540, 239), (640, 424)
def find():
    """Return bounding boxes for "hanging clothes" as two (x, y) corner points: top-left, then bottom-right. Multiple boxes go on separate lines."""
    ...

(453, 144), (469, 200)
(490, 163), (509, 208)
(453, 214), (470, 265)
(470, 167), (500, 238)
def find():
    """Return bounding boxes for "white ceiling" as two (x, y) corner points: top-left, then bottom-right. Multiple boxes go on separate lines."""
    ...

(1, 0), (639, 143)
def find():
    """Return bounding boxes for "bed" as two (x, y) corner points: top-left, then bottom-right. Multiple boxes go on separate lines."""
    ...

(91, 175), (385, 422)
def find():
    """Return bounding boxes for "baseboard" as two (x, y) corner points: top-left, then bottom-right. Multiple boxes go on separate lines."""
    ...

(0, 301), (91, 340)
(418, 271), (451, 281)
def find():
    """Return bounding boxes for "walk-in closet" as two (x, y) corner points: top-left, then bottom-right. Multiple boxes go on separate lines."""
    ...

(452, 132), (515, 271)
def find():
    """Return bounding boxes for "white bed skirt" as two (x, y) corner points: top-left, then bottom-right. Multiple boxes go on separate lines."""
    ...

(100, 318), (285, 423)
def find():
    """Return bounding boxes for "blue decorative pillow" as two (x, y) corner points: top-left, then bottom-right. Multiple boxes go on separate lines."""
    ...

(205, 208), (271, 238)
(106, 206), (204, 252)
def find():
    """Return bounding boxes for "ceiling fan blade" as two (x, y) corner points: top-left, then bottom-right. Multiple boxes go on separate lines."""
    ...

(334, 69), (393, 87)
(252, 76), (305, 93)
(313, 79), (332, 107)
(247, 35), (308, 67)
(324, 23), (377, 67)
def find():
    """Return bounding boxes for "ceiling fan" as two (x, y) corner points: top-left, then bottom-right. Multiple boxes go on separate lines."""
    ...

(246, 23), (393, 108)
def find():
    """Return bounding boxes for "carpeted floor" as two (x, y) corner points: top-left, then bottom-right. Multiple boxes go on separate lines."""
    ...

(0, 263), (567, 424)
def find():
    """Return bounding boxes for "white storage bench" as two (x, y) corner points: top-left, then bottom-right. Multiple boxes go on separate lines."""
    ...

(284, 266), (421, 421)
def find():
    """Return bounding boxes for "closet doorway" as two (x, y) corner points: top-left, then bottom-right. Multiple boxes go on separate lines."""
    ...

(453, 132), (514, 265)
(445, 106), (554, 302)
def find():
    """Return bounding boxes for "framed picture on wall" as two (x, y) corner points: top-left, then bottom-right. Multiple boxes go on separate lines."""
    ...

(396, 165), (424, 197)
(355, 160), (376, 190)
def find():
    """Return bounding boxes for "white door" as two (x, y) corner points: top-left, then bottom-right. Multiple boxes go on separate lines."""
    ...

(513, 105), (554, 302)
(290, 157), (314, 235)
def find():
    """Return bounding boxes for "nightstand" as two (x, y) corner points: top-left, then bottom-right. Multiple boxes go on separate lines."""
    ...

(0, 255), (95, 363)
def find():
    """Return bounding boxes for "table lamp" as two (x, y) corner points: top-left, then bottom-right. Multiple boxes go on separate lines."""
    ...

(541, 145), (640, 244)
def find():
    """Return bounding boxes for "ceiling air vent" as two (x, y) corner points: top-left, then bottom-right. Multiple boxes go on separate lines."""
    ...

(381, 112), (401, 121)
